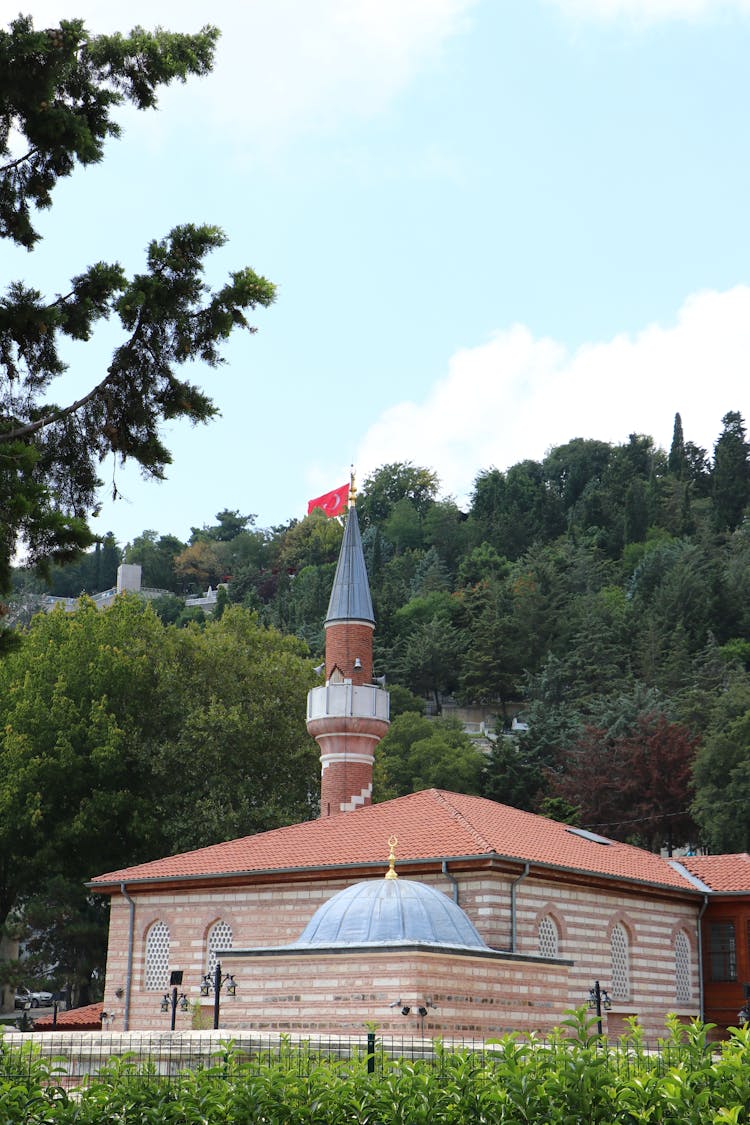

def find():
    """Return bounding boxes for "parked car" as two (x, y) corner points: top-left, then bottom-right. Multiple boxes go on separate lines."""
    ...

(14, 986), (54, 1009)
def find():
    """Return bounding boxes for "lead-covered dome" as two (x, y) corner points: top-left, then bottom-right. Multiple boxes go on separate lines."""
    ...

(291, 877), (487, 949)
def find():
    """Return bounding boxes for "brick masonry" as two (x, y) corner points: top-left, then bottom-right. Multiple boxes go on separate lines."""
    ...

(324, 622), (374, 684)
(102, 866), (701, 1039)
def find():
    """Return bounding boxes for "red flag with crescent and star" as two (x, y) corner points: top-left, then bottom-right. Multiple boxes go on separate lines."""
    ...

(307, 483), (349, 518)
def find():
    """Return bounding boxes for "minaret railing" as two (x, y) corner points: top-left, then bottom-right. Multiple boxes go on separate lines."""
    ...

(306, 683), (390, 722)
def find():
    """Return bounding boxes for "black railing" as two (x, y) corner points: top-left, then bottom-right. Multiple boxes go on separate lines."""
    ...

(0, 1029), (717, 1087)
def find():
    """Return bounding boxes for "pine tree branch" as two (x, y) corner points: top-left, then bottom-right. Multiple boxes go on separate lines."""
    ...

(0, 311), (145, 443)
(0, 371), (114, 441)
(0, 148), (40, 174)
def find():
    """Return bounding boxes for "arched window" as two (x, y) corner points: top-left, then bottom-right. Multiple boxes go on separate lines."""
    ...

(144, 921), (170, 991)
(538, 915), (560, 959)
(207, 920), (233, 973)
(675, 930), (691, 1005)
(610, 923), (630, 1001)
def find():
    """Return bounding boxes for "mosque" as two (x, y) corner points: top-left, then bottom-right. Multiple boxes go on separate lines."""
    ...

(90, 492), (750, 1040)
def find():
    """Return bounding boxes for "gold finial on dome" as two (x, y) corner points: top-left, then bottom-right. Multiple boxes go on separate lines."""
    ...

(385, 834), (398, 879)
(349, 466), (357, 508)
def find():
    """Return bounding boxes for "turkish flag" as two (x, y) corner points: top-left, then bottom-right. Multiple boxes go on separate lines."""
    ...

(307, 483), (349, 518)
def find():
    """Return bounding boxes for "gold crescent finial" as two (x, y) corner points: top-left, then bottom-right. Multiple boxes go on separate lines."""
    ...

(349, 466), (357, 507)
(385, 834), (398, 879)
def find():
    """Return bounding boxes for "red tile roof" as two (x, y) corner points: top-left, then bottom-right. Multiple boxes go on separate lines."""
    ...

(678, 853), (750, 892)
(89, 789), (696, 893)
(34, 1002), (102, 1030)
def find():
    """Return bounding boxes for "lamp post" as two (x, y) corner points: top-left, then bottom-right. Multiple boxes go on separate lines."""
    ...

(160, 970), (188, 1031)
(199, 961), (237, 1030)
(587, 980), (612, 1037)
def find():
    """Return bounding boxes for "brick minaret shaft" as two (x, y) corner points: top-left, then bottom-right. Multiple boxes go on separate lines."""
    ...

(306, 495), (389, 818)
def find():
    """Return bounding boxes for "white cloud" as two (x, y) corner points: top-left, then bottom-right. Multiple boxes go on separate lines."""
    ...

(20, 0), (476, 147)
(548, 0), (750, 23)
(354, 287), (750, 503)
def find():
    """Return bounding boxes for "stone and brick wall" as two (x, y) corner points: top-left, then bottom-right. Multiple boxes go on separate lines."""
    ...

(101, 867), (701, 1039)
(324, 622), (374, 684)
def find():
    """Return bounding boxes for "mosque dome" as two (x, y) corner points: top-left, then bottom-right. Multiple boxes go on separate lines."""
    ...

(292, 876), (487, 949)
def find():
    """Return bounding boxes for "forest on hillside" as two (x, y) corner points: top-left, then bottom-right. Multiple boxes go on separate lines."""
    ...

(8, 410), (750, 862)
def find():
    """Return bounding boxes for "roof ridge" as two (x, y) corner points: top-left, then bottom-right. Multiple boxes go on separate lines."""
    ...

(688, 851), (750, 861)
(429, 789), (497, 853)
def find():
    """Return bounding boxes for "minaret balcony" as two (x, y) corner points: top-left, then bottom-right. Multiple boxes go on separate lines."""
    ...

(307, 683), (390, 723)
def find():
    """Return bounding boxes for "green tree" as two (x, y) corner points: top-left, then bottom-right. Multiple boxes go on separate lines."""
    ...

(543, 437), (612, 511)
(359, 462), (439, 528)
(394, 601), (464, 712)
(624, 478), (649, 545)
(383, 497), (424, 552)
(692, 680), (750, 852)
(270, 562), (336, 650)
(46, 532), (122, 596)
(457, 574), (522, 711)
(276, 509), (343, 573)
(386, 684), (426, 718)
(668, 412), (686, 478)
(0, 598), (318, 984)
(124, 530), (185, 592)
(481, 733), (552, 812)
(712, 410), (750, 532)
(470, 462), (563, 559)
(0, 596), (167, 929)
(20, 876), (107, 1006)
(0, 15), (275, 594)
(457, 542), (509, 587)
(190, 509), (256, 543)
(684, 440), (712, 497)
(151, 607), (318, 850)
(422, 499), (469, 572)
(375, 712), (484, 800)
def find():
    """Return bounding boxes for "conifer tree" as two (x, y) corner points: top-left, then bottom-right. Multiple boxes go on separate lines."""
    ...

(712, 411), (750, 532)
(668, 412), (686, 478)
(0, 15), (275, 593)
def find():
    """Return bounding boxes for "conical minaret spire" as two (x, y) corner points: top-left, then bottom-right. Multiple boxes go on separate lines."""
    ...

(306, 477), (390, 817)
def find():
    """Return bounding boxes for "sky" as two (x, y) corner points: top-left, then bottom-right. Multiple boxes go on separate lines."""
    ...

(6, 0), (750, 545)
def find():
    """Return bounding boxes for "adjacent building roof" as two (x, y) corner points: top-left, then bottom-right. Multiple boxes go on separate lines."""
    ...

(89, 788), (700, 894)
(292, 875), (487, 949)
(34, 1002), (103, 1031)
(678, 853), (750, 893)
(324, 507), (374, 625)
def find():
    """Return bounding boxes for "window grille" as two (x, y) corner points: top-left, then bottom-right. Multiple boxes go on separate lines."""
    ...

(207, 920), (233, 973)
(709, 921), (737, 982)
(538, 915), (559, 958)
(674, 930), (691, 1004)
(610, 923), (630, 1000)
(144, 921), (170, 991)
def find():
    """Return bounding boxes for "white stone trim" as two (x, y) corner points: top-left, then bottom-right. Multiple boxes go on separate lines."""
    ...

(340, 785), (373, 812)
(320, 752), (374, 770)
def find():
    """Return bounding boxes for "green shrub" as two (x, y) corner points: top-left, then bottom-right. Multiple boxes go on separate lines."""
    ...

(1, 1010), (750, 1123)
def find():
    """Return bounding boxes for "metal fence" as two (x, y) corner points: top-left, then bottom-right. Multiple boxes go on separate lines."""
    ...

(0, 1029), (718, 1088)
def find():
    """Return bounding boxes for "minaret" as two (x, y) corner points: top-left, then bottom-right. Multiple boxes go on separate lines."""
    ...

(306, 479), (390, 817)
